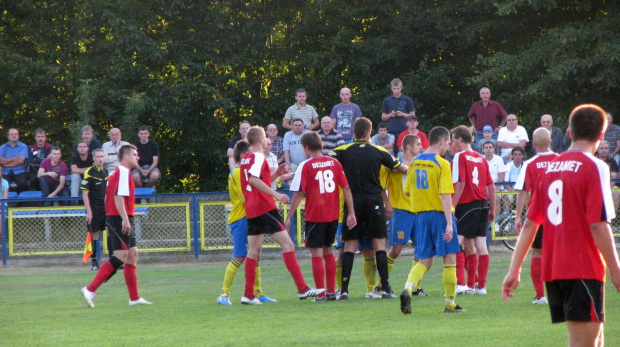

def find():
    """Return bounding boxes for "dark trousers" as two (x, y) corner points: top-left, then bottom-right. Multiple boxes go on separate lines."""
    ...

(4, 171), (28, 193)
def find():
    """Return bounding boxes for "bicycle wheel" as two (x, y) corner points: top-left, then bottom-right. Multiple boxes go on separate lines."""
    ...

(495, 215), (518, 251)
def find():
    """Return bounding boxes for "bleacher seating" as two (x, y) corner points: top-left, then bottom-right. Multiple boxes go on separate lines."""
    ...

(16, 191), (42, 199)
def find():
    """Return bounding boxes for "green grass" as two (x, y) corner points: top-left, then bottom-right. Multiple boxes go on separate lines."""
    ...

(1, 252), (619, 346)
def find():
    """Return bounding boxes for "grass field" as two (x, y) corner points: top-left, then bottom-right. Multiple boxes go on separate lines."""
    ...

(1, 252), (619, 346)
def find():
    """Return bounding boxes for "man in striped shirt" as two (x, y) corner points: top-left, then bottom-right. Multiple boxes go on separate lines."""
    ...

(317, 117), (345, 155)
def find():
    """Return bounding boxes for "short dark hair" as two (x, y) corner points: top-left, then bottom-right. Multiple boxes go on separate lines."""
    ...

(292, 118), (304, 125)
(402, 134), (420, 150)
(428, 126), (449, 146)
(246, 126), (264, 145)
(353, 117), (372, 140)
(512, 146), (525, 156)
(138, 125), (149, 132)
(378, 122), (388, 130)
(450, 125), (472, 144)
(233, 140), (251, 164)
(50, 146), (61, 152)
(119, 144), (137, 160)
(295, 88), (306, 96)
(301, 132), (323, 152)
(483, 141), (495, 149)
(569, 104), (607, 142)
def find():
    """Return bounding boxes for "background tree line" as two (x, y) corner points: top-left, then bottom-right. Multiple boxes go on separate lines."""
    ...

(1, 0), (618, 192)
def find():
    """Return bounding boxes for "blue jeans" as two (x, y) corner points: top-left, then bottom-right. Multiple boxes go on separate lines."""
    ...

(39, 177), (70, 206)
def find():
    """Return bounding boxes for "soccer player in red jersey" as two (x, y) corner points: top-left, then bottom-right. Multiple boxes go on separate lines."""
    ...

(513, 127), (559, 305)
(449, 125), (495, 295)
(81, 145), (152, 307)
(285, 132), (356, 301)
(240, 126), (323, 305)
(503, 104), (620, 346)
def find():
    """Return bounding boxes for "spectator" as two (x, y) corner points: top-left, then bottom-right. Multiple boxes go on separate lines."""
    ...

(71, 125), (102, 161)
(380, 78), (416, 156)
(282, 89), (319, 131)
(266, 124), (284, 163)
(0, 128), (29, 193)
(370, 122), (395, 154)
(227, 121), (250, 170)
(396, 115), (429, 154)
(504, 146), (525, 191)
(475, 125), (497, 155)
(0, 167), (7, 239)
(596, 140), (619, 188)
(535, 114), (564, 154)
(603, 112), (620, 165)
(38, 146), (70, 205)
(482, 141), (506, 183)
(330, 88), (363, 143)
(70, 141), (93, 202)
(102, 128), (130, 173)
(264, 138), (280, 190)
(27, 128), (52, 190)
(132, 126), (161, 188)
(283, 118), (309, 171)
(317, 116), (345, 155)
(497, 114), (529, 162)
(467, 87), (508, 141)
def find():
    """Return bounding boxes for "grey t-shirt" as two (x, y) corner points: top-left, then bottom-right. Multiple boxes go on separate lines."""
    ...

(283, 130), (309, 168)
(330, 103), (363, 141)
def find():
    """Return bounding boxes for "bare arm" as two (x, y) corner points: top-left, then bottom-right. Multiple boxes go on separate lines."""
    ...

(282, 118), (292, 131)
(308, 117), (320, 131)
(226, 148), (234, 158)
(284, 151), (291, 169)
(383, 139), (394, 151)
(611, 140), (620, 157)
(342, 186), (357, 229)
(381, 190), (393, 220)
(48, 176), (66, 198)
(452, 182), (465, 207)
(71, 164), (88, 175)
(83, 189), (93, 223)
(514, 190), (528, 233)
(440, 193), (453, 241)
(249, 175), (290, 203)
(395, 163), (408, 173)
(270, 163), (288, 182)
(486, 183), (496, 223)
(502, 218), (540, 301)
(381, 112), (394, 122)
(284, 191), (304, 230)
(590, 222), (620, 291)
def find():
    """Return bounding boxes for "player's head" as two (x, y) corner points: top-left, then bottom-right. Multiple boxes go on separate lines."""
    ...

(568, 104), (607, 143)
(92, 148), (105, 168)
(233, 140), (251, 164)
(118, 144), (138, 167)
(246, 126), (266, 146)
(353, 117), (372, 141)
(532, 127), (551, 151)
(450, 125), (473, 145)
(429, 126), (450, 155)
(402, 134), (421, 156)
(301, 132), (323, 155)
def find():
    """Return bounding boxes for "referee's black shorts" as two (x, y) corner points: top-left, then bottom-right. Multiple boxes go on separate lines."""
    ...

(87, 204), (106, 233)
(342, 193), (387, 241)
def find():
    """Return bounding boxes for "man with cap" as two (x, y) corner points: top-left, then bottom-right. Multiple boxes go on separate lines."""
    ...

(396, 115), (429, 154)
(475, 125), (498, 155)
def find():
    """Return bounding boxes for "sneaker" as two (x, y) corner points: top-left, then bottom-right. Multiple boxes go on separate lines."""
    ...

(257, 295), (277, 303)
(473, 287), (487, 295)
(400, 290), (411, 315)
(297, 286), (325, 300)
(444, 304), (468, 313)
(532, 297), (548, 305)
(412, 288), (429, 296)
(382, 291), (396, 299)
(338, 292), (349, 301)
(91, 260), (99, 271)
(312, 296), (327, 302)
(129, 297), (152, 306)
(217, 294), (232, 306)
(241, 296), (261, 305)
(456, 285), (474, 295)
(81, 287), (95, 308)
(365, 290), (382, 299)
(326, 292), (337, 301)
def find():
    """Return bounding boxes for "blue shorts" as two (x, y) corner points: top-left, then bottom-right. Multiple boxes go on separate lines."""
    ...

(414, 211), (460, 259)
(229, 217), (248, 258)
(390, 209), (415, 246)
(336, 222), (373, 249)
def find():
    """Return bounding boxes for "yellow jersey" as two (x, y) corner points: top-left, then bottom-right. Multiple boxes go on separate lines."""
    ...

(405, 153), (454, 213)
(227, 167), (246, 224)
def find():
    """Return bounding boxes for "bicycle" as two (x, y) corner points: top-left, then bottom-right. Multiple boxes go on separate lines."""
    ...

(489, 189), (520, 251)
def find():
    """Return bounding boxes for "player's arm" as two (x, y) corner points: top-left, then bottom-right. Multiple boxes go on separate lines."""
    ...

(452, 182), (465, 208)
(248, 175), (290, 203)
(284, 191), (304, 231)
(381, 190), (393, 220)
(502, 218), (540, 301)
(394, 163), (408, 173)
(271, 163), (288, 182)
(590, 221), (620, 292)
(486, 183), (496, 223)
(514, 190), (528, 233)
(342, 185), (357, 229)
(83, 189), (93, 223)
(283, 150), (291, 169)
(114, 194), (132, 235)
(440, 193), (453, 241)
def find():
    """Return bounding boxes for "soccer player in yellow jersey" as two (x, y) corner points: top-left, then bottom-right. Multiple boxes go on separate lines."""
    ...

(217, 140), (285, 305)
(399, 126), (465, 314)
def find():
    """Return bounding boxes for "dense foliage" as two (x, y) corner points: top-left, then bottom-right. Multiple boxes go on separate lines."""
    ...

(1, 0), (618, 191)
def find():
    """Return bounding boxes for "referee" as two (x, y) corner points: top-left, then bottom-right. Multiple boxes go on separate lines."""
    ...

(330, 117), (408, 300)
(80, 148), (108, 270)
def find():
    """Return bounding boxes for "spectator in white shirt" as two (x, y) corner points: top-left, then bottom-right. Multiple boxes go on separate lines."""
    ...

(497, 114), (529, 162)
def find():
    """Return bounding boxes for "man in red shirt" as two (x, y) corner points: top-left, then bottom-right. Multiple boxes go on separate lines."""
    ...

(514, 127), (559, 304)
(449, 126), (495, 295)
(81, 145), (152, 307)
(396, 115), (429, 153)
(467, 87), (508, 141)
(503, 104), (620, 346)
(285, 132), (356, 301)
(240, 126), (323, 305)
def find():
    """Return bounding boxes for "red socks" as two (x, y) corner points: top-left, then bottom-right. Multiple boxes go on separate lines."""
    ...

(456, 251), (466, 286)
(466, 253), (478, 289)
(283, 251), (307, 292)
(477, 254), (489, 289)
(124, 263), (140, 301)
(324, 253), (336, 294)
(311, 257), (325, 297)
(531, 257), (544, 299)
(87, 260), (114, 293)
(244, 257), (258, 298)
